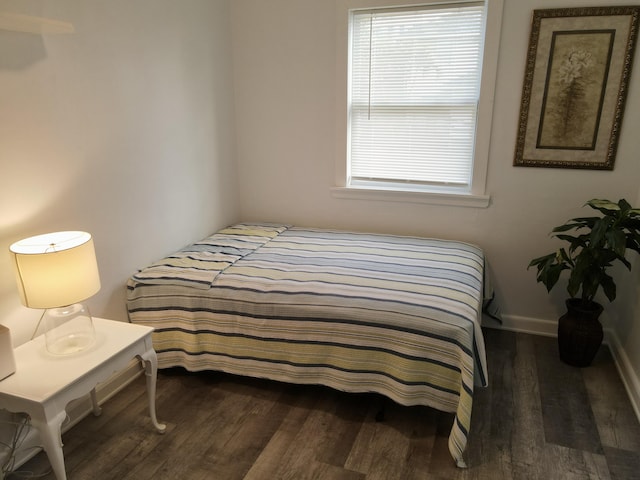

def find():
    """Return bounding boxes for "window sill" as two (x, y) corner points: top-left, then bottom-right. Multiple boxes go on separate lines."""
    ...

(330, 186), (490, 208)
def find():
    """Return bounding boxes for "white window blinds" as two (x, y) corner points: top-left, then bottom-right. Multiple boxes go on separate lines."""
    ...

(349, 3), (485, 190)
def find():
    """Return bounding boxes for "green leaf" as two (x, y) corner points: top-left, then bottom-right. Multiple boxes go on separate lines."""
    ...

(619, 256), (632, 271)
(589, 218), (609, 248)
(555, 234), (586, 248)
(567, 269), (581, 298)
(552, 221), (588, 232)
(601, 273), (617, 302)
(627, 233), (640, 255)
(528, 250), (571, 293)
(532, 198), (640, 305)
(528, 253), (556, 269)
(606, 228), (627, 257)
(623, 218), (640, 231)
(570, 216), (600, 225)
(558, 247), (573, 264)
(618, 198), (631, 214)
(587, 199), (620, 214)
(539, 262), (568, 292)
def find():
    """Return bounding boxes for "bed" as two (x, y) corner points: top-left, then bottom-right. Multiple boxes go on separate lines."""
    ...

(126, 223), (491, 467)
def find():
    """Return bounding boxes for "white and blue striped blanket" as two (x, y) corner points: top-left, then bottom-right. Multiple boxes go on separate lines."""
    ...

(127, 223), (489, 467)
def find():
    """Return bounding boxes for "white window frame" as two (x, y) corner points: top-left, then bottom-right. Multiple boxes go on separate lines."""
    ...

(333, 0), (504, 208)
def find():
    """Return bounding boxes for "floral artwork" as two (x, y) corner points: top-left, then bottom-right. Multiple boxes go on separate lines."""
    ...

(514, 7), (639, 169)
(537, 33), (613, 149)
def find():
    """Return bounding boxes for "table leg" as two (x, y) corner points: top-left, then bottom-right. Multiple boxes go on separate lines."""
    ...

(90, 388), (102, 416)
(30, 410), (68, 480)
(137, 349), (166, 433)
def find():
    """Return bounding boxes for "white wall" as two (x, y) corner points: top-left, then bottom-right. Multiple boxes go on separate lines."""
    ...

(0, 0), (638, 421)
(0, 0), (238, 344)
(231, 0), (640, 401)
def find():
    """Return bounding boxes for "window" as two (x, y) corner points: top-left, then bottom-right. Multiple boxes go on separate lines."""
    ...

(334, 0), (503, 207)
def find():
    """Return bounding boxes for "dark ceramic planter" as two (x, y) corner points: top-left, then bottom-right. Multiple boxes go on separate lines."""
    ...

(557, 298), (604, 367)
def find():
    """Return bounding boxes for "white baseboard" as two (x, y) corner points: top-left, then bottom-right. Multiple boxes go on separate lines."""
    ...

(605, 329), (640, 423)
(483, 313), (557, 337)
(7, 359), (143, 472)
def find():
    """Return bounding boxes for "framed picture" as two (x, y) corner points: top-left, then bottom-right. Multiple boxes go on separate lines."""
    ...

(514, 6), (640, 169)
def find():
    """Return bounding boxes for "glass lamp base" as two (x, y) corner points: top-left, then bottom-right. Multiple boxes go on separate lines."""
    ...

(43, 304), (96, 355)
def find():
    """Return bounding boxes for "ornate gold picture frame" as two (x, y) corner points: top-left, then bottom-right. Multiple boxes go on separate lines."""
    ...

(514, 6), (640, 169)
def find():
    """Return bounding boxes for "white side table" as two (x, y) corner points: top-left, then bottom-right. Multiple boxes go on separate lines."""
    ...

(0, 318), (166, 480)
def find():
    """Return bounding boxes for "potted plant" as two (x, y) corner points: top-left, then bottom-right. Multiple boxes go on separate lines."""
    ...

(528, 199), (640, 367)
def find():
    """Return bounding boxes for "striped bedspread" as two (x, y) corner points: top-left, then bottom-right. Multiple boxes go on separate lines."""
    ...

(127, 223), (488, 467)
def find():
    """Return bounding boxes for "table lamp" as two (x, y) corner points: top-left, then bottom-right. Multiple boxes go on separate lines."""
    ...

(9, 231), (101, 355)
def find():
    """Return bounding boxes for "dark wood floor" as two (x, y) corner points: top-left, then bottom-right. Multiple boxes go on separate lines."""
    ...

(9, 329), (640, 480)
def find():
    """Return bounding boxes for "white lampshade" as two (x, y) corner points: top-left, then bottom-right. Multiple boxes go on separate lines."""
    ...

(10, 231), (101, 308)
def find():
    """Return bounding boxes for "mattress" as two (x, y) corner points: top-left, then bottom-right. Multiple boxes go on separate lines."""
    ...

(126, 223), (490, 467)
